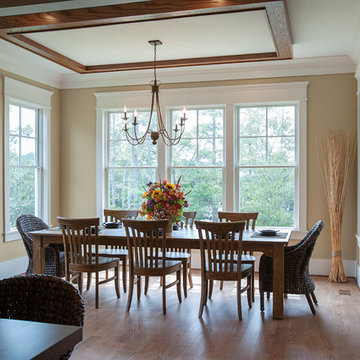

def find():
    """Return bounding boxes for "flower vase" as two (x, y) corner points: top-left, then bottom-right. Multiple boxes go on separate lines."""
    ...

(166, 220), (173, 232)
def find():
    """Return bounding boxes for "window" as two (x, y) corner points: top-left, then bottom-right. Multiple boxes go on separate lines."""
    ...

(105, 110), (158, 209)
(96, 82), (307, 230)
(169, 107), (224, 221)
(237, 105), (296, 227)
(4, 77), (52, 241)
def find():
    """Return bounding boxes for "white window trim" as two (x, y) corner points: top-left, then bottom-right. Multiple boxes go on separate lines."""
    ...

(94, 81), (308, 231)
(3, 77), (53, 242)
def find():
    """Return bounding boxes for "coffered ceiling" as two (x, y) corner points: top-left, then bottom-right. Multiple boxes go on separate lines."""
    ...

(0, 0), (292, 74)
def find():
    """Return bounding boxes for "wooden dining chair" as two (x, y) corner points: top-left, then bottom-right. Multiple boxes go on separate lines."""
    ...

(217, 211), (258, 301)
(163, 211), (197, 297)
(195, 220), (252, 320)
(57, 217), (120, 309)
(99, 209), (139, 293)
(122, 219), (182, 314)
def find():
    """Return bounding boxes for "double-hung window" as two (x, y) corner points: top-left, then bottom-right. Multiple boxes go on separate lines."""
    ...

(4, 78), (52, 241)
(237, 105), (297, 227)
(105, 110), (158, 209)
(169, 107), (224, 221)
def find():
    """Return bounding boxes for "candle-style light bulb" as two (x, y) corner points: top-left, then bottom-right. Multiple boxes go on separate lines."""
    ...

(134, 110), (138, 118)
(124, 106), (127, 113)
(182, 107), (186, 119)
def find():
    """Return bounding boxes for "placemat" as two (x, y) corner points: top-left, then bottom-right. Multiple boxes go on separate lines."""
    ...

(251, 232), (288, 239)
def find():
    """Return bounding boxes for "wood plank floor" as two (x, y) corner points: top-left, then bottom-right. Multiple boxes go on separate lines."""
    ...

(71, 271), (360, 360)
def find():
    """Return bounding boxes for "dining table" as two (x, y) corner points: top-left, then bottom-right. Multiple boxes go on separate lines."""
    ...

(30, 226), (290, 320)
(0, 318), (82, 360)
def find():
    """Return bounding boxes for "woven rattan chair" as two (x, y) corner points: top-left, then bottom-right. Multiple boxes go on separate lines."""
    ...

(259, 220), (324, 315)
(0, 274), (85, 360)
(100, 209), (139, 293)
(123, 219), (182, 315)
(217, 212), (258, 301)
(16, 214), (65, 277)
(195, 220), (252, 321)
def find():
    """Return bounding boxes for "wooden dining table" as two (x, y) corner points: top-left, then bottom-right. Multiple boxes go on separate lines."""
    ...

(30, 226), (290, 320)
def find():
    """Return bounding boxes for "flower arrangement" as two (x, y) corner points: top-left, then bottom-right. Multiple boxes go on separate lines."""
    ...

(139, 177), (189, 224)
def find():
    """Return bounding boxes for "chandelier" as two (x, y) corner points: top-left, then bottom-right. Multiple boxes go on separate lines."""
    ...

(123, 40), (186, 146)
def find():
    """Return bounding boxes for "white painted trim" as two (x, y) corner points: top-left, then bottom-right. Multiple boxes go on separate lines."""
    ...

(357, 266), (360, 288)
(61, 56), (355, 89)
(0, 256), (28, 279)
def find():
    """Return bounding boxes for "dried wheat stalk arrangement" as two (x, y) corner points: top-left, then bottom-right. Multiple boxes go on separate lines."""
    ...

(320, 130), (356, 282)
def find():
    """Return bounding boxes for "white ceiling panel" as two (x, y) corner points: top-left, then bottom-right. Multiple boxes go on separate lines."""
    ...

(27, 10), (275, 65)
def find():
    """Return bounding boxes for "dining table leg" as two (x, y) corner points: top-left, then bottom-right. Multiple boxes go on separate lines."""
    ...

(33, 235), (45, 274)
(272, 243), (285, 319)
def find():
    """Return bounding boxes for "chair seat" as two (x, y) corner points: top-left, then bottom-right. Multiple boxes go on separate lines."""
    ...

(70, 256), (119, 271)
(206, 263), (252, 275)
(240, 254), (256, 263)
(98, 248), (128, 257)
(133, 259), (182, 276)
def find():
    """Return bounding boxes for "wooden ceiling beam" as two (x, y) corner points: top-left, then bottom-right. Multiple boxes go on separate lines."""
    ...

(0, 0), (281, 33)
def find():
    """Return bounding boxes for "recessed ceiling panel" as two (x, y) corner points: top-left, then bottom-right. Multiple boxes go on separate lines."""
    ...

(27, 10), (275, 66)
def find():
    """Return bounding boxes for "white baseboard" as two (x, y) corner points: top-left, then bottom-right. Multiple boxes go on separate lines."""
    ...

(191, 251), (356, 277)
(0, 256), (27, 280)
(357, 266), (360, 288)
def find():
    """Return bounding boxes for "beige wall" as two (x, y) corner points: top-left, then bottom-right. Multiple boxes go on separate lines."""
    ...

(60, 73), (357, 261)
(0, 70), (60, 262)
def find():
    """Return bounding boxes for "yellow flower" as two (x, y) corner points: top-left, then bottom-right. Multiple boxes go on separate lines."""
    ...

(152, 189), (162, 197)
(165, 183), (175, 191)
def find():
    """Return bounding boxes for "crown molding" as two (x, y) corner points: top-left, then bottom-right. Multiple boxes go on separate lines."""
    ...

(61, 55), (355, 89)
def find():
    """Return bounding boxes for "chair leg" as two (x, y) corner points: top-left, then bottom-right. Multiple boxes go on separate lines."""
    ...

(198, 275), (206, 318)
(259, 282), (264, 312)
(114, 265), (120, 299)
(310, 291), (318, 305)
(237, 279), (242, 321)
(220, 280), (224, 291)
(105, 269), (109, 280)
(305, 293), (316, 315)
(204, 278), (208, 306)
(78, 272), (83, 294)
(182, 260), (188, 298)
(144, 276), (149, 295)
(122, 258), (127, 293)
(247, 275), (252, 309)
(209, 279), (214, 299)
(95, 271), (99, 309)
(251, 266), (255, 302)
(188, 261), (193, 289)
(266, 291), (270, 300)
(86, 272), (92, 291)
(127, 274), (134, 311)
(137, 276), (141, 301)
(176, 270), (182, 303)
(162, 275), (167, 315)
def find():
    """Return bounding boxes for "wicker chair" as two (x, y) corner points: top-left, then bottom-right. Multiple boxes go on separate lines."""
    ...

(259, 220), (324, 315)
(0, 274), (85, 359)
(16, 214), (65, 277)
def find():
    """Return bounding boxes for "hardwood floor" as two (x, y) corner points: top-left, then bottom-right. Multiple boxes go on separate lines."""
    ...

(71, 271), (360, 360)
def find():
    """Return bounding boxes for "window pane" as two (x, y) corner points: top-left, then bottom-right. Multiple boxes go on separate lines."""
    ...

(21, 107), (36, 137)
(9, 135), (19, 165)
(172, 109), (197, 138)
(198, 138), (223, 165)
(239, 137), (266, 165)
(268, 137), (295, 165)
(171, 168), (223, 221)
(9, 105), (19, 134)
(239, 107), (266, 136)
(109, 113), (123, 141)
(108, 168), (157, 210)
(21, 137), (36, 166)
(239, 168), (295, 227)
(172, 139), (197, 166)
(110, 139), (157, 167)
(268, 106), (295, 136)
(9, 167), (36, 229)
(198, 109), (223, 138)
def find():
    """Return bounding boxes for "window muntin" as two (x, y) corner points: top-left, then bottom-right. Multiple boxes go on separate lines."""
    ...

(169, 107), (224, 221)
(8, 103), (41, 230)
(106, 111), (158, 209)
(237, 105), (296, 227)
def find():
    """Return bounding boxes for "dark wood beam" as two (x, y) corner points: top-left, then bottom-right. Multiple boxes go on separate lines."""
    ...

(0, 34), (85, 73)
(0, 0), (280, 33)
(0, 0), (70, 7)
(85, 52), (278, 73)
